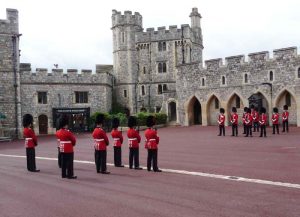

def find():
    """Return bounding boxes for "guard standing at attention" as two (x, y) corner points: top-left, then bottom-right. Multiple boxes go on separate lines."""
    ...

(56, 115), (77, 179)
(242, 107), (248, 134)
(252, 107), (260, 132)
(217, 108), (225, 136)
(127, 116), (142, 170)
(282, 105), (289, 133)
(23, 114), (40, 172)
(259, 107), (267, 137)
(245, 108), (253, 137)
(230, 107), (238, 136)
(92, 114), (110, 174)
(145, 115), (162, 172)
(272, 107), (280, 134)
(111, 117), (124, 167)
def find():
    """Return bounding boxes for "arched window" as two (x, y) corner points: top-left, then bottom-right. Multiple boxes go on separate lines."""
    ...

(201, 78), (205, 86)
(162, 42), (166, 51)
(214, 98), (219, 109)
(244, 74), (248, 83)
(222, 76), (226, 85)
(143, 67), (146, 74)
(298, 67), (300, 78)
(158, 63), (162, 73)
(285, 92), (291, 106)
(141, 85), (145, 96)
(163, 63), (167, 72)
(121, 32), (125, 43)
(157, 85), (162, 94)
(163, 84), (167, 91)
(236, 96), (241, 108)
(269, 71), (273, 81)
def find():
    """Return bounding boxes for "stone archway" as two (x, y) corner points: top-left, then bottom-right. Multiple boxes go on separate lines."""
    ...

(38, 114), (48, 134)
(206, 95), (220, 125)
(275, 90), (297, 125)
(168, 101), (177, 122)
(227, 93), (244, 124)
(187, 96), (202, 125)
(248, 92), (269, 116)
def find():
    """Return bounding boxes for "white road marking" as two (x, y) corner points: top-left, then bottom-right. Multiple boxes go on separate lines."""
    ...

(0, 153), (300, 189)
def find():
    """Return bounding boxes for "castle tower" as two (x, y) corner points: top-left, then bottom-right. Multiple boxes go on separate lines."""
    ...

(0, 9), (22, 138)
(111, 10), (143, 114)
(189, 7), (203, 64)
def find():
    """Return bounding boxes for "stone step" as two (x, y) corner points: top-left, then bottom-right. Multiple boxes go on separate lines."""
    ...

(0, 137), (12, 142)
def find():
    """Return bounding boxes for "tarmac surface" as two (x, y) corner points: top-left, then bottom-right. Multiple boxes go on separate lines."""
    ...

(0, 125), (300, 217)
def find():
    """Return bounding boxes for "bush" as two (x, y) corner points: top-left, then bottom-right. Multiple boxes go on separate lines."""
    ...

(154, 113), (168, 125)
(89, 112), (112, 131)
(136, 112), (167, 126)
(111, 113), (127, 126)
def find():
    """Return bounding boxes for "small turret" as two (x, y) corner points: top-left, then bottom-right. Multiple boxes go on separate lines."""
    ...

(190, 7), (201, 29)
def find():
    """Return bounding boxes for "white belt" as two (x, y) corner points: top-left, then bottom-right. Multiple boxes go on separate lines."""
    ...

(113, 138), (120, 141)
(60, 141), (71, 144)
(94, 139), (104, 142)
(25, 138), (33, 141)
(148, 139), (156, 141)
(128, 138), (137, 141)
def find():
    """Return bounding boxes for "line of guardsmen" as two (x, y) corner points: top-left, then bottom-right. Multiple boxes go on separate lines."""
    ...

(217, 104), (289, 137)
(22, 113), (161, 179)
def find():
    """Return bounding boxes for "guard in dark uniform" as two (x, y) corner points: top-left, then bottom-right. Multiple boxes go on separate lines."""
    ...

(245, 108), (253, 137)
(230, 107), (238, 136)
(259, 107), (267, 137)
(127, 116), (142, 170)
(145, 115), (161, 172)
(56, 115), (77, 179)
(23, 114), (40, 172)
(282, 105), (289, 133)
(111, 117), (124, 167)
(242, 107), (248, 134)
(92, 114), (110, 174)
(272, 107), (280, 134)
(217, 108), (225, 136)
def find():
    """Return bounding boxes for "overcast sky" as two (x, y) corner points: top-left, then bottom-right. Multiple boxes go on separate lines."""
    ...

(1, 0), (300, 71)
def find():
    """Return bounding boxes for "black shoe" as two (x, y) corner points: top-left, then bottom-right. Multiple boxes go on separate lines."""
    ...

(244, 135), (248, 137)
(97, 170), (100, 173)
(147, 169), (151, 171)
(259, 135), (262, 137)
(62, 176), (67, 178)
(116, 165), (125, 167)
(67, 176), (77, 179)
(134, 167), (143, 170)
(217, 134), (221, 136)
(33, 169), (40, 172)
(154, 169), (162, 172)
(101, 171), (110, 174)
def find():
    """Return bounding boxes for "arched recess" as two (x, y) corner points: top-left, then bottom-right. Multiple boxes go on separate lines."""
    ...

(206, 95), (221, 125)
(274, 89), (297, 125)
(248, 92), (269, 116)
(187, 96), (202, 125)
(227, 93), (245, 124)
(168, 101), (177, 122)
(38, 114), (48, 134)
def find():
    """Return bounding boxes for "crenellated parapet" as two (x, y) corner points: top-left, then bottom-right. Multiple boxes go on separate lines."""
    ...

(0, 8), (19, 34)
(111, 10), (142, 29)
(19, 63), (113, 86)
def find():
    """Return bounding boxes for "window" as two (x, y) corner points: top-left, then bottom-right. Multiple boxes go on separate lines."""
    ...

(123, 90), (127, 98)
(286, 92), (291, 106)
(141, 85), (145, 96)
(158, 62), (167, 73)
(214, 98), (219, 109)
(222, 76), (226, 85)
(163, 84), (168, 92)
(156, 106), (161, 113)
(158, 41), (166, 51)
(157, 85), (162, 95)
(158, 63), (162, 73)
(75, 91), (88, 103)
(143, 67), (146, 74)
(269, 71), (273, 81)
(244, 74), (248, 83)
(163, 63), (167, 72)
(236, 96), (241, 108)
(162, 42), (166, 51)
(38, 92), (47, 104)
(298, 67), (300, 78)
(201, 78), (205, 86)
(121, 32), (125, 43)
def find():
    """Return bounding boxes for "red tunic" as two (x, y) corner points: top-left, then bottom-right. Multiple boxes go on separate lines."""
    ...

(282, 111), (289, 122)
(111, 128), (123, 147)
(92, 127), (109, 150)
(259, 114), (267, 126)
(253, 111), (259, 123)
(245, 113), (253, 126)
(242, 112), (246, 124)
(218, 114), (225, 126)
(23, 127), (38, 148)
(144, 128), (159, 149)
(56, 128), (76, 153)
(272, 113), (279, 125)
(230, 113), (238, 125)
(127, 128), (141, 148)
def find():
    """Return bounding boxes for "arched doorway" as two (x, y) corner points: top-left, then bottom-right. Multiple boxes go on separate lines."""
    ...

(248, 92), (269, 116)
(38, 114), (48, 134)
(275, 90), (297, 125)
(168, 102), (177, 122)
(187, 96), (202, 125)
(206, 95), (220, 125)
(227, 93), (244, 124)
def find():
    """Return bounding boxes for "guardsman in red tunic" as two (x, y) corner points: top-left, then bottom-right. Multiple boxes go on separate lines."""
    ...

(242, 107), (248, 134)
(111, 117), (124, 167)
(272, 107), (280, 134)
(245, 108), (253, 137)
(92, 114), (110, 174)
(127, 116), (142, 170)
(252, 107), (260, 132)
(259, 107), (267, 137)
(230, 107), (238, 136)
(217, 108), (225, 136)
(56, 115), (77, 179)
(145, 115), (161, 172)
(282, 104), (289, 133)
(23, 114), (40, 172)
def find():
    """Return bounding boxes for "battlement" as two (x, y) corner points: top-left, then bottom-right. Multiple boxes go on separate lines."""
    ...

(204, 46), (299, 69)
(0, 8), (19, 34)
(111, 9), (142, 29)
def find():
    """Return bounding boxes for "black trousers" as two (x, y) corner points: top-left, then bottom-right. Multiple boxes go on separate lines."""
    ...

(231, 124), (238, 136)
(260, 125), (266, 137)
(283, 121), (289, 132)
(243, 123), (247, 134)
(246, 125), (252, 137)
(273, 124), (279, 134)
(61, 153), (74, 178)
(58, 147), (62, 168)
(95, 150), (107, 172)
(26, 148), (36, 171)
(147, 149), (158, 171)
(129, 147), (139, 168)
(253, 122), (259, 132)
(114, 146), (122, 166)
(218, 125), (225, 136)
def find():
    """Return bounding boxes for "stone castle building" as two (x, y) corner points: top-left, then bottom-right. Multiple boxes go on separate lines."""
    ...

(0, 8), (300, 138)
